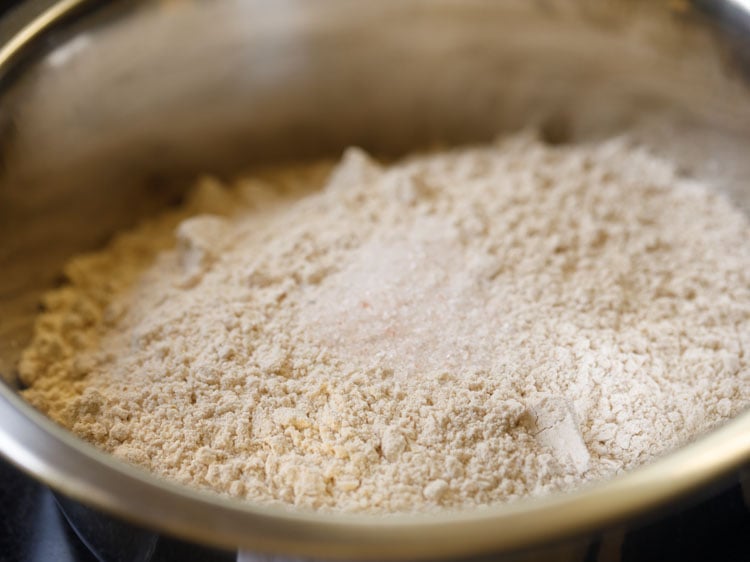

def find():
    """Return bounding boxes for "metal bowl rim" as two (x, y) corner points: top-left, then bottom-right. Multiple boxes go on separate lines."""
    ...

(1, 0), (749, 558)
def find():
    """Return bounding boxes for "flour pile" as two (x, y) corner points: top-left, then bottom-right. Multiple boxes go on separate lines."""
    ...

(20, 132), (750, 513)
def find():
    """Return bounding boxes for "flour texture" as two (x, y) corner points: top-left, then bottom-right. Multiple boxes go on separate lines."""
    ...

(20, 133), (750, 513)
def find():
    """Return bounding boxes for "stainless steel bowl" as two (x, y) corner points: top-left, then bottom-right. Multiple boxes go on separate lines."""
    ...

(1, 1), (749, 559)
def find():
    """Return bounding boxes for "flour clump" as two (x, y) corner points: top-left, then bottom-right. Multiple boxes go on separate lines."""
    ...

(19, 132), (750, 513)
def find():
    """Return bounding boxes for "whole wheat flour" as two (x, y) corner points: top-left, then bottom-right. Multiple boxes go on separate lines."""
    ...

(19, 132), (750, 513)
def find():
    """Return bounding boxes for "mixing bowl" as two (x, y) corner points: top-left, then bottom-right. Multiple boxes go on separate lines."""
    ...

(0, 0), (749, 559)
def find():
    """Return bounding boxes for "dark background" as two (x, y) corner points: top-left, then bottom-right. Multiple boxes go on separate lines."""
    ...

(1, 1), (23, 19)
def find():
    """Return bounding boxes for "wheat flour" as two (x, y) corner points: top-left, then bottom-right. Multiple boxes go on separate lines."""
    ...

(19, 132), (750, 513)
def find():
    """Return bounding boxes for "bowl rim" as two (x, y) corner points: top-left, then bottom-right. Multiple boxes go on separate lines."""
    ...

(1, 384), (748, 559)
(1, 0), (749, 558)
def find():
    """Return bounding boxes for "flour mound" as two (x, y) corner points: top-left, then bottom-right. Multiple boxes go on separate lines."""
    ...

(20, 133), (750, 513)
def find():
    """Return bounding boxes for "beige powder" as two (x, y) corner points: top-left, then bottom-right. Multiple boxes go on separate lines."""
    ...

(19, 132), (750, 513)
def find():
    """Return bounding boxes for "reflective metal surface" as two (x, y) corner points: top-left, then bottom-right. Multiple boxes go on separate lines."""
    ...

(0, 0), (749, 558)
